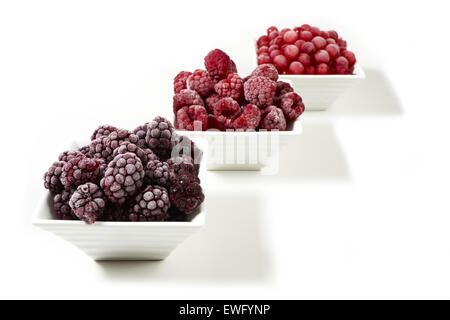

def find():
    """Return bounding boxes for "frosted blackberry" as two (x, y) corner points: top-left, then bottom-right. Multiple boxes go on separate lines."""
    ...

(89, 129), (139, 163)
(171, 135), (202, 173)
(129, 185), (170, 221)
(69, 183), (106, 224)
(58, 151), (83, 162)
(144, 159), (173, 188)
(78, 145), (90, 156)
(53, 189), (75, 220)
(60, 154), (105, 190)
(167, 155), (195, 175)
(132, 122), (149, 148)
(44, 161), (65, 193)
(100, 152), (145, 204)
(143, 148), (159, 162)
(169, 172), (204, 214)
(112, 141), (150, 166)
(145, 116), (175, 159)
(91, 124), (118, 140)
(100, 203), (129, 221)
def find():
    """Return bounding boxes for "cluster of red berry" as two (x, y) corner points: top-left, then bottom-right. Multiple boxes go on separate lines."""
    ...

(172, 49), (305, 131)
(256, 24), (357, 75)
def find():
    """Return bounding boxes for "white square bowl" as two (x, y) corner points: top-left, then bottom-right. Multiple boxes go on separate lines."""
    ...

(177, 119), (302, 171)
(254, 41), (366, 111)
(32, 139), (207, 261)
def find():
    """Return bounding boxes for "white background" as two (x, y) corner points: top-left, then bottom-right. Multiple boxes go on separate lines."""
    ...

(1, 0), (450, 299)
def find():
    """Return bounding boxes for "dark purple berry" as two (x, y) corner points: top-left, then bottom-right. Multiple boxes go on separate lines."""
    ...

(129, 185), (170, 221)
(69, 183), (106, 224)
(169, 172), (204, 214)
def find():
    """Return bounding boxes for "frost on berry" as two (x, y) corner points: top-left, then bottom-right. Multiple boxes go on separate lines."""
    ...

(132, 122), (150, 148)
(233, 104), (261, 130)
(169, 172), (204, 214)
(89, 129), (139, 163)
(53, 190), (75, 220)
(259, 106), (287, 131)
(205, 93), (221, 114)
(204, 49), (235, 81)
(214, 72), (244, 101)
(112, 141), (150, 167)
(90, 124), (118, 141)
(173, 71), (192, 94)
(145, 116), (175, 159)
(166, 155), (195, 176)
(251, 64), (279, 82)
(213, 97), (242, 129)
(60, 155), (105, 190)
(275, 81), (294, 97)
(243, 76), (276, 108)
(276, 92), (305, 121)
(187, 69), (215, 98)
(58, 151), (83, 162)
(173, 89), (204, 114)
(144, 159), (173, 188)
(69, 183), (106, 224)
(176, 105), (209, 131)
(44, 161), (65, 193)
(129, 185), (170, 221)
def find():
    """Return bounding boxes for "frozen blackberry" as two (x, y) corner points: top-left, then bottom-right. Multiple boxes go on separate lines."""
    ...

(251, 64), (279, 81)
(60, 154), (105, 190)
(69, 183), (106, 224)
(53, 189), (75, 220)
(44, 161), (65, 193)
(275, 81), (294, 97)
(244, 76), (276, 108)
(91, 124), (118, 140)
(144, 148), (159, 162)
(214, 72), (244, 101)
(58, 151), (83, 162)
(176, 105), (209, 131)
(129, 185), (170, 221)
(173, 89), (204, 114)
(167, 155), (195, 175)
(205, 93), (221, 114)
(187, 69), (215, 98)
(204, 49), (235, 81)
(260, 106), (287, 131)
(213, 97), (241, 129)
(171, 135), (202, 170)
(169, 172), (204, 214)
(112, 141), (150, 166)
(100, 152), (145, 204)
(132, 122), (149, 148)
(276, 92), (305, 121)
(145, 116), (175, 159)
(100, 203), (129, 221)
(78, 145), (90, 157)
(173, 71), (192, 94)
(89, 129), (139, 163)
(145, 159), (172, 188)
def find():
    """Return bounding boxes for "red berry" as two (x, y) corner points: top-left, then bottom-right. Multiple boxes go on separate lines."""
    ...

(187, 69), (215, 98)
(301, 42), (316, 54)
(270, 49), (282, 59)
(314, 50), (330, 64)
(325, 44), (340, 59)
(268, 31), (279, 41)
(294, 39), (305, 49)
(288, 61), (305, 74)
(176, 105), (209, 131)
(208, 114), (225, 131)
(214, 72), (244, 101)
(312, 36), (327, 50)
(233, 104), (261, 130)
(267, 26), (278, 35)
(272, 55), (288, 72)
(257, 54), (271, 65)
(335, 56), (349, 74)
(276, 92), (305, 120)
(271, 36), (284, 46)
(281, 44), (288, 51)
(342, 50), (356, 66)
(268, 44), (279, 52)
(257, 35), (269, 48)
(298, 53), (311, 66)
(213, 97), (241, 129)
(283, 44), (299, 60)
(326, 38), (337, 45)
(328, 30), (338, 40)
(337, 38), (347, 49)
(300, 30), (313, 41)
(301, 24), (312, 32)
(320, 31), (330, 39)
(311, 26), (320, 37)
(280, 28), (291, 37)
(173, 71), (192, 94)
(283, 30), (298, 44)
(257, 46), (269, 54)
(305, 65), (315, 74)
(293, 27), (303, 34)
(316, 63), (330, 75)
(251, 64), (279, 81)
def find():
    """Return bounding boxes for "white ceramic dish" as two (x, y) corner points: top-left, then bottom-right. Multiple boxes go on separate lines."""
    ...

(177, 119), (302, 171)
(254, 41), (366, 111)
(33, 139), (207, 261)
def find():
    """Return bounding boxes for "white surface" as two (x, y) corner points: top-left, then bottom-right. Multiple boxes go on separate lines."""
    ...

(33, 140), (206, 261)
(1, 0), (450, 299)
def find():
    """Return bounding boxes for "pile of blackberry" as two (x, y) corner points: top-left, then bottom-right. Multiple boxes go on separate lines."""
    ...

(172, 49), (305, 132)
(43, 116), (205, 224)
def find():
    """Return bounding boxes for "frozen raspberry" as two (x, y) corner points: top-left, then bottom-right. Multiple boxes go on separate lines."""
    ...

(78, 145), (90, 156)
(173, 89), (204, 114)
(213, 97), (241, 129)
(214, 72), (244, 101)
(60, 155), (105, 190)
(169, 172), (204, 214)
(288, 61), (305, 74)
(276, 92), (305, 121)
(207, 114), (225, 131)
(275, 81), (294, 97)
(272, 55), (288, 72)
(129, 185), (170, 221)
(173, 71), (192, 94)
(44, 161), (65, 193)
(243, 76), (276, 108)
(176, 105), (209, 131)
(187, 69), (215, 98)
(204, 49), (234, 81)
(260, 106), (286, 131)
(69, 183), (106, 224)
(250, 64), (279, 81)
(100, 203), (129, 221)
(132, 122), (150, 148)
(53, 189), (75, 220)
(100, 152), (145, 204)
(91, 125), (118, 140)
(112, 141), (150, 166)
(145, 116), (175, 159)
(58, 151), (83, 162)
(205, 93), (221, 114)
(145, 159), (172, 188)
(233, 104), (261, 130)
(167, 155), (195, 175)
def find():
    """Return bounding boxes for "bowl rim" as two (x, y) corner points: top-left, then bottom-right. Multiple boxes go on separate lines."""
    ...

(32, 138), (208, 228)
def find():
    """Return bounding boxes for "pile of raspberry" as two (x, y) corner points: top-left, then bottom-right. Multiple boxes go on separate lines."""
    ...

(256, 25), (357, 75)
(172, 49), (305, 131)
(43, 116), (205, 224)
